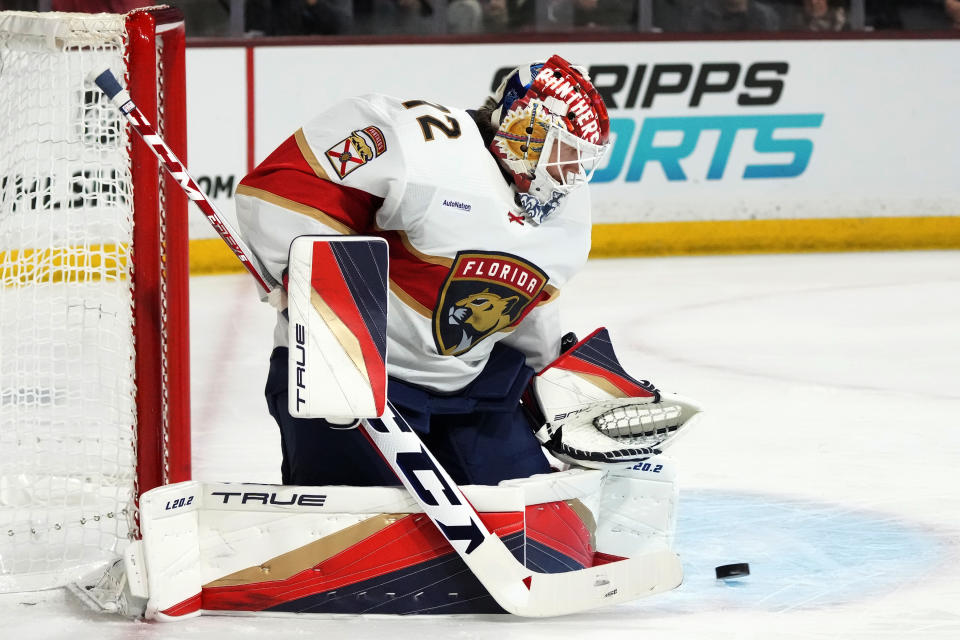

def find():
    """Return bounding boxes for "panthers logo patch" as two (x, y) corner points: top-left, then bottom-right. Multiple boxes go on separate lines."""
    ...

(325, 125), (387, 179)
(433, 251), (548, 357)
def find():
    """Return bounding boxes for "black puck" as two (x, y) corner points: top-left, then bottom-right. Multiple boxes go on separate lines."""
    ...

(715, 563), (750, 580)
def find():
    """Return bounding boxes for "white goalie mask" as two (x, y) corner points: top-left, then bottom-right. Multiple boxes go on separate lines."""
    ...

(489, 55), (610, 225)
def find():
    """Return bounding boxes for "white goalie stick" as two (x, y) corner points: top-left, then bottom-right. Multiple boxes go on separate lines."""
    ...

(91, 69), (682, 617)
(89, 69), (273, 295)
(363, 410), (682, 616)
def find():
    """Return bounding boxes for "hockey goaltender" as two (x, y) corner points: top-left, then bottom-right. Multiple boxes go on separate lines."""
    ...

(86, 55), (703, 619)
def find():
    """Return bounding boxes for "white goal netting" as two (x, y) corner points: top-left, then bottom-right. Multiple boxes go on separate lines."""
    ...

(0, 12), (139, 592)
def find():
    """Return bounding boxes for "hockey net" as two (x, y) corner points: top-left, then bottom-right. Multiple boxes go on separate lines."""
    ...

(0, 7), (190, 592)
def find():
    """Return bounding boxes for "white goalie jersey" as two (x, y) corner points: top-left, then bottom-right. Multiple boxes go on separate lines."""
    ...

(236, 94), (593, 392)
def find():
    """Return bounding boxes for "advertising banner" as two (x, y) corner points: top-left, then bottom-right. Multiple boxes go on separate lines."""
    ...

(185, 39), (960, 252)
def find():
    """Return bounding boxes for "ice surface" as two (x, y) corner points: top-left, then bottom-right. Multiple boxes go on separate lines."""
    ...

(4, 250), (959, 639)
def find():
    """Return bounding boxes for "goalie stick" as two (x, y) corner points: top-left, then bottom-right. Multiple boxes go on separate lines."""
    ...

(91, 69), (682, 617)
(364, 406), (681, 616)
(90, 69), (273, 296)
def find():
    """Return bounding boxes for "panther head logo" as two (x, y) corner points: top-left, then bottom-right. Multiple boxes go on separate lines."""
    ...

(449, 288), (520, 335)
(433, 252), (548, 357)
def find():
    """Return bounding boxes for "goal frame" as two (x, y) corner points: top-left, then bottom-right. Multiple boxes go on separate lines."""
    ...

(0, 5), (191, 592)
(126, 6), (191, 500)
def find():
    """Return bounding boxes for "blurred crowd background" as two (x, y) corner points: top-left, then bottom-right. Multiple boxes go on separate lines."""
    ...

(0, 0), (957, 37)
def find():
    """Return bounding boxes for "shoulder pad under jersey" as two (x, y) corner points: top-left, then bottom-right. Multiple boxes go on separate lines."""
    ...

(295, 95), (407, 199)
(297, 94), (481, 201)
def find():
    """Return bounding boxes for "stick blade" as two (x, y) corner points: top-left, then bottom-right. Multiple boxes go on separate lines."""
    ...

(466, 533), (682, 617)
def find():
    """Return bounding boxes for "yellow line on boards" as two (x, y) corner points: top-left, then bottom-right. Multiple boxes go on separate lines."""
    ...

(189, 216), (960, 276)
(588, 216), (960, 258)
(11, 217), (951, 285)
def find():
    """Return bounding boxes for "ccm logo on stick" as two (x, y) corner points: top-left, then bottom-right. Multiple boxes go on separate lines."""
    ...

(210, 491), (327, 506)
(294, 323), (306, 410)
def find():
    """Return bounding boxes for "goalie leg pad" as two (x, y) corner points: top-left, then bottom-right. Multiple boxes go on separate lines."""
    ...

(138, 482), (204, 620)
(132, 473), (623, 619)
(595, 456), (679, 559)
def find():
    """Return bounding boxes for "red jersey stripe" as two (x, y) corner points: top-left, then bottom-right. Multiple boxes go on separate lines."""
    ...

(239, 131), (380, 234)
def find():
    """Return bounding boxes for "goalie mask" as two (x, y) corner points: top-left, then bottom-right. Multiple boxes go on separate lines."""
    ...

(489, 55), (610, 225)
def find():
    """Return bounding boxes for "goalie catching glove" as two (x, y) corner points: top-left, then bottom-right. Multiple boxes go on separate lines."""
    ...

(529, 328), (702, 469)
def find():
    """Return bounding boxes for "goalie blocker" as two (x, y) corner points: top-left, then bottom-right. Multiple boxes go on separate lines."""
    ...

(286, 235), (388, 422)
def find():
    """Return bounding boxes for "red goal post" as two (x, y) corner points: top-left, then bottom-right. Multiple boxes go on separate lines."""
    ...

(127, 5), (191, 504)
(0, 6), (190, 591)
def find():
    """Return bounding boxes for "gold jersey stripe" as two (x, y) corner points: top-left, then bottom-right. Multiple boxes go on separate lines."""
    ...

(389, 279), (432, 318)
(376, 225), (453, 268)
(537, 285), (559, 306)
(294, 128), (331, 181)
